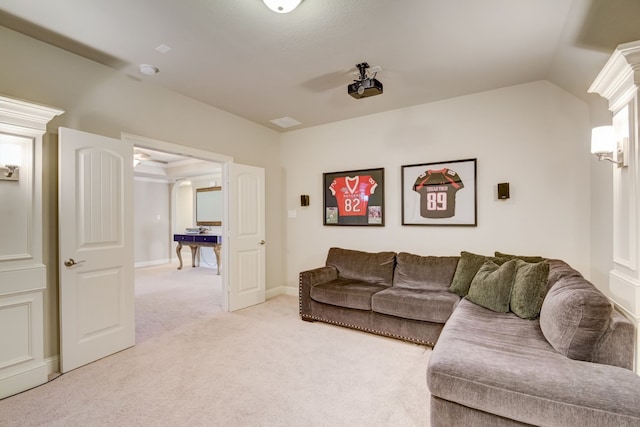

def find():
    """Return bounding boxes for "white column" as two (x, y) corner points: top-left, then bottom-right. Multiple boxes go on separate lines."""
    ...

(0, 95), (63, 398)
(589, 40), (640, 373)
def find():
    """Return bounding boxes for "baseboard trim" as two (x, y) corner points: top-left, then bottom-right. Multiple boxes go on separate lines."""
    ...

(135, 259), (171, 269)
(0, 362), (47, 400)
(45, 355), (59, 377)
(266, 286), (298, 299)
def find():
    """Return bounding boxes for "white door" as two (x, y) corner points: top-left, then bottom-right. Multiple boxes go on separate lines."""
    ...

(58, 127), (134, 373)
(227, 163), (266, 311)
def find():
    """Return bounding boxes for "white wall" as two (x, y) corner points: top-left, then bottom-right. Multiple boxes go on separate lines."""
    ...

(281, 81), (592, 288)
(134, 179), (171, 266)
(175, 183), (194, 234)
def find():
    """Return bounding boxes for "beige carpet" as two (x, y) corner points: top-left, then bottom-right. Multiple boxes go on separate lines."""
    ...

(1, 264), (432, 426)
(134, 262), (224, 344)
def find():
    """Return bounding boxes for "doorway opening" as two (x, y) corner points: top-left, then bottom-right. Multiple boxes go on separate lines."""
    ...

(123, 133), (232, 343)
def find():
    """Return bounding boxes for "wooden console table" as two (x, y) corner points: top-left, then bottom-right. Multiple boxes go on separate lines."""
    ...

(174, 234), (222, 274)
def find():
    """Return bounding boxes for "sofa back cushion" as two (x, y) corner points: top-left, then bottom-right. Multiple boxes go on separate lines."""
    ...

(393, 252), (459, 290)
(325, 247), (396, 286)
(494, 251), (545, 264)
(539, 272), (612, 362)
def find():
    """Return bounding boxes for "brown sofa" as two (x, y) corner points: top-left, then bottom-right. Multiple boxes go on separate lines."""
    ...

(299, 247), (461, 346)
(299, 248), (640, 426)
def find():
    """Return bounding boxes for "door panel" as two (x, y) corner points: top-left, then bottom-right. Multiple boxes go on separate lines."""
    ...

(228, 164), (265, 311)
(59, 127), (134, 373)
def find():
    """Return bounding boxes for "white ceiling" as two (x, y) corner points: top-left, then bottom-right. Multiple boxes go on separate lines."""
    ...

(133, 147), (221, 181)
(1, 0), (640, 132)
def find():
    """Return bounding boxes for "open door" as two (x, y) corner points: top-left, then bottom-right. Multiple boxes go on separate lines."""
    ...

(227, 163), (266, 311)
(58, 127), (134, 373)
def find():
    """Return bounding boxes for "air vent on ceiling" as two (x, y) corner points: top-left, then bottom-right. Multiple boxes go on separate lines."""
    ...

(269, 116), (301, 129)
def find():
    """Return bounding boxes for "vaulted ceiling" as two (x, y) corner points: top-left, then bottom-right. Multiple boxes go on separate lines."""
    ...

(1, 0), (640, 132)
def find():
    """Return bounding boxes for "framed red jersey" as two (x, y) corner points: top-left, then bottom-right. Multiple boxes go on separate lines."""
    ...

(401, 158), (477, 226)
(323, 167), (385, 226)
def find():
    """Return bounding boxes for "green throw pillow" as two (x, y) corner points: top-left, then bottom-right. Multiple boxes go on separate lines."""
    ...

(449, 252), (487, 297)
(495, 251), (544, 264)
(466, 259), (517, 313)
(510, 259), (550, 319)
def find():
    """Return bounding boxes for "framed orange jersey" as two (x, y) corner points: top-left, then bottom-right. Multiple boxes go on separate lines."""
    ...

(323, 167), (385, 226)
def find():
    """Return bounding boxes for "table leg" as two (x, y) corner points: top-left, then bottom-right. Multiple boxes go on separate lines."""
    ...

(176, 242), (183, 270)
(214, 244), (222, 275)
(189, 245), (198, 267)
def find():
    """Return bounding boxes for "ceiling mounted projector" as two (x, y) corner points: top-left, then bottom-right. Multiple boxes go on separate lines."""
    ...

(348, 62), (383, 99)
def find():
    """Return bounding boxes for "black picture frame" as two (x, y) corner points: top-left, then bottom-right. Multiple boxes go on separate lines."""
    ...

(401, 158), (477, 226)
(323, 167), (385, 226)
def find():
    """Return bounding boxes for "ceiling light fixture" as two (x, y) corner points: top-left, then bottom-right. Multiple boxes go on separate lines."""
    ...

(262, 0), (302, 14)
(139, 64), (159, 75)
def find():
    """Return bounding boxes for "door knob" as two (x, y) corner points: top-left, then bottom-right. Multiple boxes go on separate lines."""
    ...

(259, 240), (266, 245)
(64, 258), (86, 267)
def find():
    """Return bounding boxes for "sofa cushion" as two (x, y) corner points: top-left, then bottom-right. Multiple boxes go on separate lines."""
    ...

(325, 247), (396, 286)
(449, 251), (487, 296)
(393, 252), (459, 291)
(427, 299), (640, 426)
(539, 274), (612, 362)
(510, 259), (549, 320)
(371, 287), (460, 323)
(310, 278), (387, 310)
(466, 260), (516, 313)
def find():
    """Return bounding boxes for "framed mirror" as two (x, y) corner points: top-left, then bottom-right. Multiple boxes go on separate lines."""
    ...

(196, 186), (222, 226)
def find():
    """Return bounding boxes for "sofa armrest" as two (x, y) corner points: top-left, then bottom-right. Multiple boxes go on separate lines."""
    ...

(593, 309), (635, 369)
(299, 266), (338, 317)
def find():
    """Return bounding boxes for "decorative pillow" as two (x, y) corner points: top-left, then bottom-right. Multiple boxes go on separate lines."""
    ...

(539, 276), (612, 362)
(449, 252), (487, 296)
(495, 251), (544, 264)
(510, 259), (550, 319)
(466, 259), (517, 313)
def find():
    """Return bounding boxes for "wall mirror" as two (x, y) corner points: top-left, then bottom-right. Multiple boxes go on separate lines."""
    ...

(196, 186), (222, 226)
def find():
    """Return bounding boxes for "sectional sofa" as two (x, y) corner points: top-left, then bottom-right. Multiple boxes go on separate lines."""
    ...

(299, 247), (640, 426)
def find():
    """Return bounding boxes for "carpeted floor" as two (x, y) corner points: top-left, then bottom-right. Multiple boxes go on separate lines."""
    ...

(1, 264), (432, 426)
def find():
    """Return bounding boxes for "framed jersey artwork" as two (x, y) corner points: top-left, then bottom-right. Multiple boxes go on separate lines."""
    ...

(323, 167), (385, 226)
(401, 158), (477, 226)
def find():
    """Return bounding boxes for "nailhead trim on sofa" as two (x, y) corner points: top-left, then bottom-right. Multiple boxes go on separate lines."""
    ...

(298, 273), (436, 347)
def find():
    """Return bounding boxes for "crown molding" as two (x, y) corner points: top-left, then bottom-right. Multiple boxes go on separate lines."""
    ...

(0, 95), (64, 132)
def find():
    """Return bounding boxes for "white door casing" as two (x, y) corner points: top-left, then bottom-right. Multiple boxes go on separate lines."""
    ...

(58, 127), (134, 373)
(227, 163), (266, 311)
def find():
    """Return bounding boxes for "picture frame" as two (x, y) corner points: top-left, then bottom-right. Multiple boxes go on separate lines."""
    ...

(323, 167), (385, 226)
(401, 158), (477, 226)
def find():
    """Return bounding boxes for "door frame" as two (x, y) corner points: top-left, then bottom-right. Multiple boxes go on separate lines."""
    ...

(121, 133), (233, 310)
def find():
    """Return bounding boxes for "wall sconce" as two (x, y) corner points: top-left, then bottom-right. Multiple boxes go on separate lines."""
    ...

(0, 143), (21, 181)
(262, 0), (302, 13)
(591, 125), (627, 167)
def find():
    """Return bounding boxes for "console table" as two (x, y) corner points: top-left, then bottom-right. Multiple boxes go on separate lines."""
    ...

(173, 234), (222, 274)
